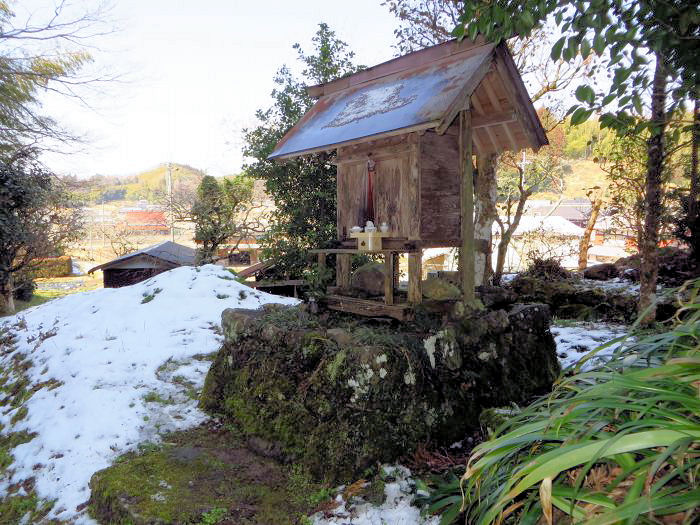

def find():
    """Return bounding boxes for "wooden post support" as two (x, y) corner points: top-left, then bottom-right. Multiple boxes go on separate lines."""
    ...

(459, 108), (476, 304)
(393, 254), (400, 291)
(337, 253), (351, 290)
(317, 252), (327, 268)
(384, 252), (394, 305)
(408, 251), (422, 304)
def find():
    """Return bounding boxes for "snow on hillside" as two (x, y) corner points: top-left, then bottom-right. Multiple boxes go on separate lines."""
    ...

(0, 265), (299, 523)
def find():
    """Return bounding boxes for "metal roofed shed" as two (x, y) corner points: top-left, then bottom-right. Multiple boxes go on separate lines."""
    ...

(270, 37), (547, 320)
(88, 241), (196, 288)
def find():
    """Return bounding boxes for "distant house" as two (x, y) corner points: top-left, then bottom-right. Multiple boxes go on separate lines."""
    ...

(526, 199), (592, 228)
(123, 211), (169, 234)
(88, 241), (196, 287)
(493, 216), (585, 271)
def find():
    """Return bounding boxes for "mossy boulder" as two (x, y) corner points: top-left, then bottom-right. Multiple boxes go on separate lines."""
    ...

(508, 275), (640, 322)
(583, 263), (618, 280)
(479, 407), (520, 436)
(476, 285), (517, 309)
(200, 304), (559, 483)
(88, 424), (320, 525)
(615, 247), (699, 286)
(350, 262), (385, 296)
(422, 277), (461, 301)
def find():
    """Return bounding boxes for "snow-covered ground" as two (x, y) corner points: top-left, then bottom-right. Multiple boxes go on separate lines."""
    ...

(575, 277), (665, 296)
(552, 321), (629, 370)
(0, 264), (299, 523)
(575, 277), (641, 295)
(312, 466), (439, 525)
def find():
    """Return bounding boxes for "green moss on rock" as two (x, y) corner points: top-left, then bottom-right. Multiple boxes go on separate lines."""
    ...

(509, 275), (640, 322)
(89, 424), (321, 525)
(422, 277), (461, 301)
(200, 303), (559, 483)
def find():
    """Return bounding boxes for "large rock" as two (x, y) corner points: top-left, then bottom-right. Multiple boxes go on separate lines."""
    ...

(615, 247), (699, 286)
(583, 263), (619, 280)
(200, 304), (559, 483)
(350, 262), (385, 296)
(221, 307), (267, 339)
(508, 275), (639, 322)
(422, 277), (461, 301)
(476, 285), (517, 309)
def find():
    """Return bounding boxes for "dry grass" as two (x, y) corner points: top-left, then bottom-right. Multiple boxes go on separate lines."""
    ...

(9, 274), (103, 317)
(534, 159), (608, 200)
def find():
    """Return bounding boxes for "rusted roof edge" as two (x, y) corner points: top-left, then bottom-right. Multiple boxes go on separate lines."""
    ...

(435, 53), (495, 135)
(88, 253), (179, 274)
(268, 120), (439, 160)
(494, 43), (549, 150)
(307, 37), (490, 99)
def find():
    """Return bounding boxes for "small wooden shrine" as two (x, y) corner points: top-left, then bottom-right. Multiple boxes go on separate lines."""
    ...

(269, 37), (547, 320)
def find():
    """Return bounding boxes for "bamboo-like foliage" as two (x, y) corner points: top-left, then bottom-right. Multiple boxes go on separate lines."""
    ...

(425, 279), (700, 524)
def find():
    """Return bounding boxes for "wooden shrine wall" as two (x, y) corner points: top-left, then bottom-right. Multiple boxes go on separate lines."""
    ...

(336, 134), (420, 240)
(419, 129), (461, 242)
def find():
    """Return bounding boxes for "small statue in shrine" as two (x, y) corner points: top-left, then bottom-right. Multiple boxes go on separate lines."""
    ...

(366, 155), (376, 223)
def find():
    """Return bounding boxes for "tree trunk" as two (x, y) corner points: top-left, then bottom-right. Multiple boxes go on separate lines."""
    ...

(493, 231), (511, 286)
(578, 190), (605, 271)
(639, 53), (668, 323)
(0, 274), (16, 316)
(474, 153), (498, 285)
(690, 97), (699, 233)
(493, 189), (530, 285)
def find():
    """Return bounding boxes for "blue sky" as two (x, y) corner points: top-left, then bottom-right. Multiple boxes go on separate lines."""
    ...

(21, 0), (401, 178)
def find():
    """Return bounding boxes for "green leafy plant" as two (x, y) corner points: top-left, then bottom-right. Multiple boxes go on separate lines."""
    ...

(192, 175), (259, 264)
(141, 288), (162, 304)
(242, 23), (363, 279)
(303, 262), (333, 299)
(423, 279), (700, 524)
(142, 391), (174, 405)
(416, 472), (464, 525)
(197, 507), (227, 525)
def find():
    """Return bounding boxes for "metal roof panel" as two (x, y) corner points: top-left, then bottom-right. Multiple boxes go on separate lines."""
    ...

(269, 44), (495, 159)
(88, 241), (196, 274)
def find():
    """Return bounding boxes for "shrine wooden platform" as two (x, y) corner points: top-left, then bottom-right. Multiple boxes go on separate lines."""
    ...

(310, 246), (423, 320)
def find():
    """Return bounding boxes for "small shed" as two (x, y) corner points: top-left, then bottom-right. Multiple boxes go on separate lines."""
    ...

(88, 241), (196, 288)
(270, 37), (547, 319)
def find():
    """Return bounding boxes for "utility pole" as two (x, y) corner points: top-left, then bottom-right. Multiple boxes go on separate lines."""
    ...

(101, 198), (106, 247)
(166, 163), (175, 242)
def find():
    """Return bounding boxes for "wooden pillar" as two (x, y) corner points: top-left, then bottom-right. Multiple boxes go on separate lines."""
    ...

(474, 153), (498, 286)
(408, 251), (422, 304)
(336, 253), (351, 290)
(393, 254), (400, 291)
(384, 252), (394, 305)
(317, 252), (327, 268)
(459, 108), (476, 303)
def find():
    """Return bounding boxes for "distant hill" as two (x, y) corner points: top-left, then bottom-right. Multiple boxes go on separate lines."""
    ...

(533, 159), (608, 201)
(135, 163), (206, 191)
(69, 163), (208, 204)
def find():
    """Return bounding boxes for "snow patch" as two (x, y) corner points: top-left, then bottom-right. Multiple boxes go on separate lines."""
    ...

(552, 321), (629, 370)
(312, 465), (439, 525)
(0, 264), (299, 523)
